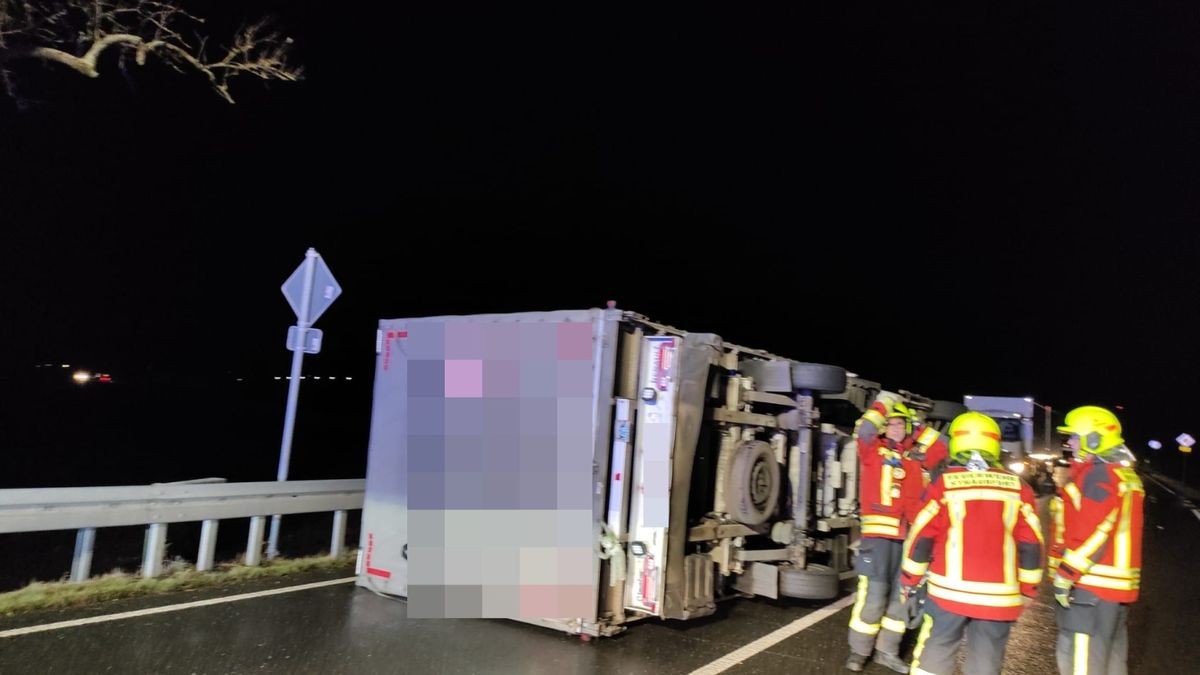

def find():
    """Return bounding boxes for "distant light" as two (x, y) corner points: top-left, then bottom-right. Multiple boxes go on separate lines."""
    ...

(314, 376), (321, 380)
(72, 370), (91, 384)
(236, 378), (243, 382)
(286, 376), (293, 380)
(300, 376), (307, 380)
(965, 395), (974, 399)
(1115, 405), (1125, 411)
(1148, 440), (1163, 450)
(1009, 461), (1026, 474)
(61, 364), (70, 368)
(98, 375), (112, 383)
(274, 376), (282, 380)
(345, 377), (353, 381)
(1023, 397), (1033, 403)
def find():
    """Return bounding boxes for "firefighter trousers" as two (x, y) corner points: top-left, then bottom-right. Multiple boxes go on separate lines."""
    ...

(1055, 589), (1128, 675)
(910, 598), (1013, 675)
(848, 537), (908, 657)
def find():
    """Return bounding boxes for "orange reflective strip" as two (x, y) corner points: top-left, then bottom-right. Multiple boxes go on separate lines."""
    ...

(951, 430), (1000, 440)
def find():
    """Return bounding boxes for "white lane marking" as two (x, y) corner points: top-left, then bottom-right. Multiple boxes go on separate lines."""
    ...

(0, 576), (356, 639)
(1146, 474), (1176, 496)
(1192, 509), (1200, 524)
(688, 593), (857, 675)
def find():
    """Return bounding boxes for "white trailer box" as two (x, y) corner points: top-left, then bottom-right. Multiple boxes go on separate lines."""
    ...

(357, 306), (860, 636)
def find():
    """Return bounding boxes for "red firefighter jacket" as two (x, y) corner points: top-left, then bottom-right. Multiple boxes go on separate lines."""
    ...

(1048, 456), (1144, 603)
(900, 466), (1045, 621)
(856, 402), (927, 539)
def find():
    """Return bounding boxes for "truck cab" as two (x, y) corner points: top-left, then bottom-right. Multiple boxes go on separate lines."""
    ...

(962, 395), (1056, 494)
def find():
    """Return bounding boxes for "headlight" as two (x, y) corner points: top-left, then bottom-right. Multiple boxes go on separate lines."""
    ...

(1008, 461), (1026, 474)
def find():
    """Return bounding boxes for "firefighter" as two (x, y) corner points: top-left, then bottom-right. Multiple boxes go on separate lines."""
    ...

(845, 394), (926, 673)
(877, 396), (950, 483)
(1049, 406), (1143, 675)
(898, 411), (1044, 675)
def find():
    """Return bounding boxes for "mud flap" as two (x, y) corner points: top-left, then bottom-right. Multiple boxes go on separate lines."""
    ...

(734, 562), (780, 599)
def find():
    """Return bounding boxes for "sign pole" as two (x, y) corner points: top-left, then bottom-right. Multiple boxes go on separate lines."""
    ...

(1177, 433), (1196, 488)
(268, 249), (318, 560)
(267, 247), (341, 560)
(1044, 404), (1052, 453)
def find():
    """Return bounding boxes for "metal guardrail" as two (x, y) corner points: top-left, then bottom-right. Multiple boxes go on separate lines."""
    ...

(0, 479), (365, 583)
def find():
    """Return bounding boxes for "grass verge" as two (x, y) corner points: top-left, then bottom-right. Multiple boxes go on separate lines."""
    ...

(0, 550), (358, 617)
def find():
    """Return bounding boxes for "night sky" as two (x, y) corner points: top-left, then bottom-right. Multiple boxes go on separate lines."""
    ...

(2, 2), (1198, 485)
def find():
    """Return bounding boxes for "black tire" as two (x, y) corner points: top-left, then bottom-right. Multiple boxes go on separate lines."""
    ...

(779, 564), (840, 600)
(791, 362), (847, 394)
(728, 440), (780, 525)
(929, 399), (969, 422)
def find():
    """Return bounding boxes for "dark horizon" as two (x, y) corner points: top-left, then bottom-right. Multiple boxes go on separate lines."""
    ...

(3, 2), (1199, 487)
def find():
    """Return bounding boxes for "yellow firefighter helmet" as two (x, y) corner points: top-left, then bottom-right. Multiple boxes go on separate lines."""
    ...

(1057, 406), (1124, 457)
(888, 402), (915, 436)
(948, 411), (1002, 463)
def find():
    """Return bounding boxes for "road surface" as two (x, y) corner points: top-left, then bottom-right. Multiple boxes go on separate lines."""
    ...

(1, 473), (1193, 674)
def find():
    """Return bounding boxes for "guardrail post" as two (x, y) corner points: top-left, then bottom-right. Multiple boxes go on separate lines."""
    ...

(70, 527), (96, 582)
(246, 516), (266, 566)
(197, 519), (219, 572)
(142, 523), (168, 578)
(330, 510), (347, 557)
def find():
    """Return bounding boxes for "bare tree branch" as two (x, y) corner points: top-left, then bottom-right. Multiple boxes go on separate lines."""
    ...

(0, 0), (301, 103)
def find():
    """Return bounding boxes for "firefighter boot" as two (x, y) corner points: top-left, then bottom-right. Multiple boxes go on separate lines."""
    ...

(844, 652), (869, 672)
(872, 651), (910, 674)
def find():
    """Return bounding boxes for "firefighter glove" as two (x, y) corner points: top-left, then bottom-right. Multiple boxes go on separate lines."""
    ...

(898, 573), (921, 603)
(1052, 573), (1073, 608)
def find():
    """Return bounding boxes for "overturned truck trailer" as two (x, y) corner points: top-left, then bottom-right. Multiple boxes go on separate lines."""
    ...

(356, 306), (879, 637)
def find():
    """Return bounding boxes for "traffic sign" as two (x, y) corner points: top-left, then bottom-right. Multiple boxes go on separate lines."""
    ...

(282, 253), (341, 325)
(272, 248), (340, 562)
(1177, 433), (1195, 447)
(287, 326), (323, 354)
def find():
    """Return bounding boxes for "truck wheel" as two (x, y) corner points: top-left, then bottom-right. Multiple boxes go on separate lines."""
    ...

(791, 363), (847, 394)
(729, 441), (780, 525)
(929, 399), (969, 422)
(779, 564), (840, 600)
